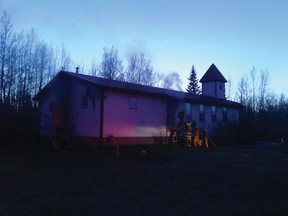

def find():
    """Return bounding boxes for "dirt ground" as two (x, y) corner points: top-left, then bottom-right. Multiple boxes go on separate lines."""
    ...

(0, 143), (288, 216)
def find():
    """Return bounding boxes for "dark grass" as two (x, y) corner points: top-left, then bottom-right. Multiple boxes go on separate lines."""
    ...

(1, 143), (288, 215)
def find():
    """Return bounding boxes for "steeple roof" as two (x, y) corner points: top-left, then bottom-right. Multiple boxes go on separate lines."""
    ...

(200, 64), (227, 83)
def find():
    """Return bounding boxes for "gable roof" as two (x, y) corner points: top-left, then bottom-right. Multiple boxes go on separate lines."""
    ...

(34, 71), (186, 100)
(200, 64), (227, 83)
(69, 71), (187, 98)
(34, 70), (241, 108)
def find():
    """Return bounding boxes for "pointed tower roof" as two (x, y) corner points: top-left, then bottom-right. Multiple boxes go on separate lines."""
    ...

(200, 64), (227, 83)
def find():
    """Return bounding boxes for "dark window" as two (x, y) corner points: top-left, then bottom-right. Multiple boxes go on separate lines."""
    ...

(129, 97), (138, 109)
(185, 103), (191, 119)
(211, 106), (217, 121)
(223, 107), (227, 121)
(219, 84), (222, 90)
(81, 96), (88, 109)
(199, 104), (205, 121)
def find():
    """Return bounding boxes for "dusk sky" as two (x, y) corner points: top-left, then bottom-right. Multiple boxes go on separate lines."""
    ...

(1, 0), (288, 95)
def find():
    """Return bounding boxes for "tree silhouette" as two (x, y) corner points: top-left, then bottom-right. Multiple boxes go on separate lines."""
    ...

(186, 65), (201, 94)
(99, 46), (124, 81)
(125, 52), (154, 85)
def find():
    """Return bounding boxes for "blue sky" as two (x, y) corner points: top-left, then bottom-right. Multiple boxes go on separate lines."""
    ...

(1, 0), (288, 95)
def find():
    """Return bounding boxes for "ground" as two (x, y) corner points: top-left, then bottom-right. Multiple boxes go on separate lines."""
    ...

(0, 143), (288, 215)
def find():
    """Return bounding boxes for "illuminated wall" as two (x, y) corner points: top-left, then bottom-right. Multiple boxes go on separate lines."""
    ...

(103, 91), (167, 137)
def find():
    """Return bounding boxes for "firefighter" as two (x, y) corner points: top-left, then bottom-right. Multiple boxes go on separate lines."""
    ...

(177, 110), (185, 127)
(203, 129), (209, 148)
(194, 127), (201, 147)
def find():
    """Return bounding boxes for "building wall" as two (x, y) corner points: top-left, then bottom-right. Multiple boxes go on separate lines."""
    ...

(37, 74), (240, 146)
(38, 76), (73, 135)
(184, 102), (239, 136)
(103, 91), (167, 138)
(202, 81), (225, 99)
(69, 80), (101, 137)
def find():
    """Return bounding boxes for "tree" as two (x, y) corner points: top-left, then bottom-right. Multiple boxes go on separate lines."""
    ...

(99, 46), (124, 80)
(125, 52), (154, 85)
(250, 67), (257, 113)
(226, 78), (233, 100)
(258, 69), (269, 110)
(59, 43), (72, 71)
(236, 67), (276, 141)
(237, 75), (249, 109)
(0, 11), (15, 102)
(186, 65), (201, 94)
(89, 58), (98, 76)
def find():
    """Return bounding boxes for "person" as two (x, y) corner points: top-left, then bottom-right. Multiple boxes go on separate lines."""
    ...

(177, 110), (185, 127)
(194, 127), (201, 147)
(203, 129), (209, 148)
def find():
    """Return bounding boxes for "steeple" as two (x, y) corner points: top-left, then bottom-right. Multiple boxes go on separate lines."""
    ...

(200, 64), (227, 99)
(200, 64), (227, 83)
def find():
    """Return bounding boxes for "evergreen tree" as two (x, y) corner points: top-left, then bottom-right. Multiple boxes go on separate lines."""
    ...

(186, 65), (201, 94)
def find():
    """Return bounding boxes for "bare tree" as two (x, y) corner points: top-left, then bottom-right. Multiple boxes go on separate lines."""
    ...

(16, 29), (37, 109)
(125, 52), (154, 85)
(237, 67), (272, 114)
(99, 46), (124, 80)
(89, 58), (98, 76)
(226, 77), (233, 100)
(258, 69), (269, 110)
(0, 11), (15, 102)
(250, 67), (257, 113)
(45, 46), (57, 84)
(59, 43), (72, 71)
(4, 27), (21, 106)
(237, 75), (249, 108)
(35, 41), (49, 92)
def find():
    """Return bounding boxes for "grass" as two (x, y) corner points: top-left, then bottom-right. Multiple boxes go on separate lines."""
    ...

(0, 143), (288, 215)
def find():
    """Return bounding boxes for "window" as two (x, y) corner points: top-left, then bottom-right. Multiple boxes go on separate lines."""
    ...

(185, 103), (191, 120)
(129, 97), (138, 109)
(222, 107), (227, 121)
(211, 106), (217, 121)
(219, 84), (222, 90)
(199, 104), (205, 121)
(81, 96), (88, 109)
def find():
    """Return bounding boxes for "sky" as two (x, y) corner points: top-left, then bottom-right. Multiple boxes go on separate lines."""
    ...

(1, 0), (288, 95)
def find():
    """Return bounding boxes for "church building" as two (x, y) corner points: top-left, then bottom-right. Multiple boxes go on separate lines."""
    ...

(34, 64), (241, 148)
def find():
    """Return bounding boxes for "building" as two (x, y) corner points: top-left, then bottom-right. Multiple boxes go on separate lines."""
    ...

(34, 64), (241, 148)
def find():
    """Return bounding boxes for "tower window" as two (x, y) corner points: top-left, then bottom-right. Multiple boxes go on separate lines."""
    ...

(219, 84), (222, 90)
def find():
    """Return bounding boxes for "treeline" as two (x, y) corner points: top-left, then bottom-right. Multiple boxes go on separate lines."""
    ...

(0, 11), (76, 146)
(0, 12), (73, 111)
(234, 68), (288, 142)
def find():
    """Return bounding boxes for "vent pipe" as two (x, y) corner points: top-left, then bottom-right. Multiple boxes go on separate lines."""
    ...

(76, 67), (79, 74)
